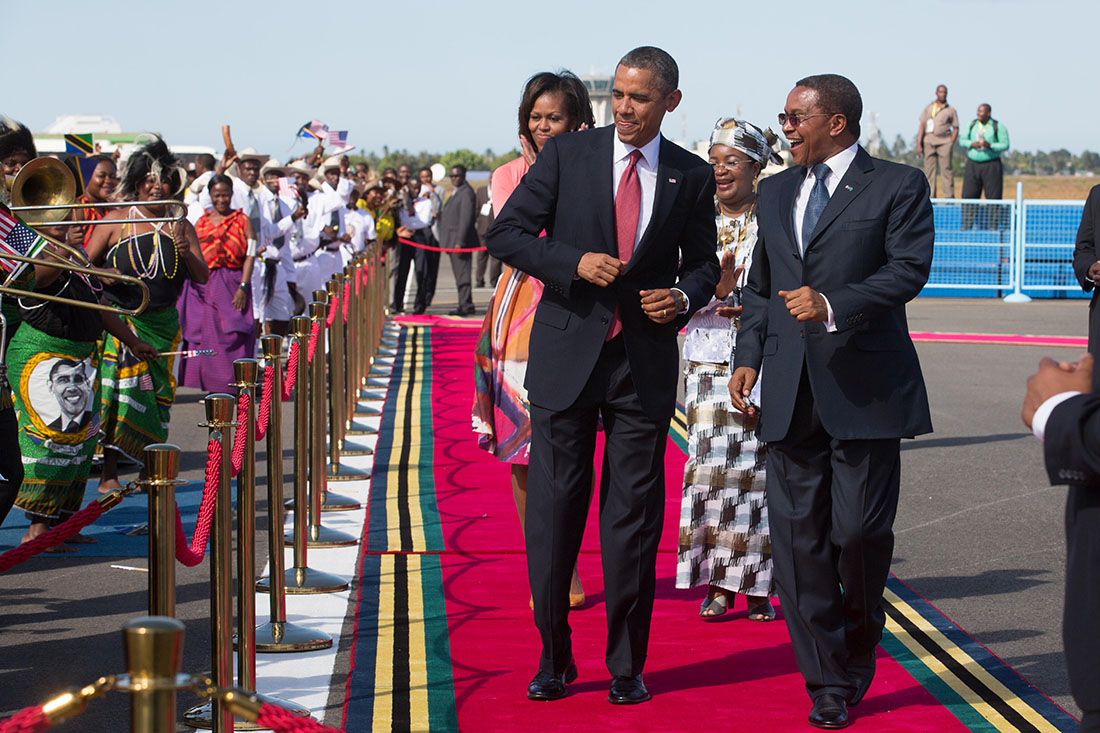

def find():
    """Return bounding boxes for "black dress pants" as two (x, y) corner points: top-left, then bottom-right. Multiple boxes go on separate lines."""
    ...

(961, 157), (1004, 229)
(0, 405), (23, 524)
(390, 239), (415, 312)
(412, 231), (440, 311)
(1064, 485), (1100, 731)
(527, 336), (670, 677)
(766, 366), (900, 700)
(448, 249), (474, 314)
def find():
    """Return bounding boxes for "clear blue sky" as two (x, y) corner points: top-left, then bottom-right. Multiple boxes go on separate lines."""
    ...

(7, 0), (1092, 160)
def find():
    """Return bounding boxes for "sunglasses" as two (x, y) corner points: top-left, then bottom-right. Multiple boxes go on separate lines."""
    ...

(777, 112), (834, 127)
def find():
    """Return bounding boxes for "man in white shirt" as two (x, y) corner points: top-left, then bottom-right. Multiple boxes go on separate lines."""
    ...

(252, 161), (306, 336)
(394, 178), (433, 313)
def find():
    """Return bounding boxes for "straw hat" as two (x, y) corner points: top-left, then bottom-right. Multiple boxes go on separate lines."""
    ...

(235, 147), (269, 165)
(260, 157), (290, 177)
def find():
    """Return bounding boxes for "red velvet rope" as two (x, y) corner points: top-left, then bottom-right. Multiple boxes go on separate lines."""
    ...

(396, 236), (485, 253)
(230, 391), (249, 477)
(0, 705), (50, 733)
(307, 322), (320, 365)
(256, 703), (344, 733)
(0, 501), (106, 572)
(256, 364), (274, 441)
(175, 439), (221, 567)
(342, 280), (350, 323)
(326, 294), (339, 328)
(282, 340), (299, 401)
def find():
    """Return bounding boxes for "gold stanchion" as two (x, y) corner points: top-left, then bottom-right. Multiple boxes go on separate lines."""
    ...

(309, 288), (367, 498)
(342, 263), (378, 444)
(184, 394), (235, 732)
(254, 336), (332, 649)
(299, 298), (358, 541)
(231, 359), (259, 693)
(276, 316), (348, 593)
(123, 616), (186, 733)
(143, 444), (185, 618)
(326, 277), (345, 468)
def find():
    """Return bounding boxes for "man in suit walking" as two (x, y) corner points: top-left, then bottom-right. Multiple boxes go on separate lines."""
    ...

(1023, 354), (1100, 732)
(487, 46), (718, 705)
(1072, 184), (1100, 354)
(729, 74), (934, 729)
(439, 164), (478, 316)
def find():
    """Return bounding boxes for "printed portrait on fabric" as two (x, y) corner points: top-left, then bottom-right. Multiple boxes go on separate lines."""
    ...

(18, 352), (99, 444)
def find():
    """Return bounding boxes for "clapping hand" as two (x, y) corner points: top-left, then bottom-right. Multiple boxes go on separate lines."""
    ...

(1022, 353), (1093, 428)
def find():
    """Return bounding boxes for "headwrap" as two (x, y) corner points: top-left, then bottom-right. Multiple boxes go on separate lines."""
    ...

(709, 118), (783, 167)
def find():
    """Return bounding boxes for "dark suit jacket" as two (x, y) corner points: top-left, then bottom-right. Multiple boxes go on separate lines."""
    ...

(1072, 184), (1100, 355)
(733, 146), (934, 442)
(438, 182), (480, 249)
(475, 184), (493, 243)
(486, 126), (719, 421)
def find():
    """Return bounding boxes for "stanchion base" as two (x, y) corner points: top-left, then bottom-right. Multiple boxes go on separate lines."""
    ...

(339, 439), (374, 456)
(327, 465), (370, 483)
(249, 621), (333, 652)
(184, 692), (311, 729)
(258, 566), (350, 594)
(285, 490), (361, 512)
(346, 420), (380, 436)
(285, 524), (360, 548)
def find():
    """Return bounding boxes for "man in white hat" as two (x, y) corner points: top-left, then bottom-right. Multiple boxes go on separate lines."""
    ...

(251, 159), (306, 336)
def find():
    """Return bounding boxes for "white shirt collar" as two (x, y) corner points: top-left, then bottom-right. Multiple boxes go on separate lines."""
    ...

(815, 142), (859, 185)
(613, 132), (661, 168)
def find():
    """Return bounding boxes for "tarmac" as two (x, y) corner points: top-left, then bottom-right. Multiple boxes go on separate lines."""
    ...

(0, 264), (1091, 730)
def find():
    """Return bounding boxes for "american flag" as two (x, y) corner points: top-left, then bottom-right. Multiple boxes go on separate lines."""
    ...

(277, 177), (298, 200)
(297, 119), (328, 141)
(0, 207), (47, 274)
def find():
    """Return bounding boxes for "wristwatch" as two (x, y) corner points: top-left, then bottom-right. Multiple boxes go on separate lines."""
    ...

(673, 289), (688, 313)
(238, 281), (249, 290)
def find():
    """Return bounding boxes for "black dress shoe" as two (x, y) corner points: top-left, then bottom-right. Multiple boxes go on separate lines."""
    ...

(808, 694), (849, 729)
(526, 660), (577, 701)
(608, 674), (650, 705)
(847, 652), (876, 706)
(411, 306), (426, 315)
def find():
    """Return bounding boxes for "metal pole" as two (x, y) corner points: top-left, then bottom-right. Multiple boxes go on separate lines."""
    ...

(144, 444), (182, 618)
(183, 393), (235, 732)
(1004, 180), (1031, 303)
(232, 359), (258, 694)
(301, 299), (358, 545)
(123, 616), (185, 733)
(273, 316), (352, 588)
(327, 277), (344, 470)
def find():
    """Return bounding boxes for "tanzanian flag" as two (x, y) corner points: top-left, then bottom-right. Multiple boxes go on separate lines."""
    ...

(64, 133), (94, 155)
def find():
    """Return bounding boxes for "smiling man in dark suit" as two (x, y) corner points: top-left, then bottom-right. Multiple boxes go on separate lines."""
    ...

(487, 46), (718, 705)
(729, 74), (934, 729)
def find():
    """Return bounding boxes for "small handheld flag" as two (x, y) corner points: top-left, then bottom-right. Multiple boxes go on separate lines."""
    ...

(277, 177), (298, 200)
(297, 120), (328, 141)
(0, 205), (49, 274)
(64, 133), (95, 155)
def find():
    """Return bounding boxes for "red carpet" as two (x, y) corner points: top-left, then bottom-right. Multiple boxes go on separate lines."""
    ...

(427, 326), (969, 731)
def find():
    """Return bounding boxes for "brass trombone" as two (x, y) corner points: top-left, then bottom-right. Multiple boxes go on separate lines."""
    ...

(1, 157), (156, 316)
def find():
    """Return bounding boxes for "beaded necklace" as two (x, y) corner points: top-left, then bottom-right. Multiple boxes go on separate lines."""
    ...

(121, 206), (178, 281)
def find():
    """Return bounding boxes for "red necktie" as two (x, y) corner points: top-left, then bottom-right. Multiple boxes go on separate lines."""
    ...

(607, 149), (642, 340)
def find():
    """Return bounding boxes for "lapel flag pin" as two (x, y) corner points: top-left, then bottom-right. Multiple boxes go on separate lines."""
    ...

(668, 177), (677, 183)
(844, 184), (854, 192)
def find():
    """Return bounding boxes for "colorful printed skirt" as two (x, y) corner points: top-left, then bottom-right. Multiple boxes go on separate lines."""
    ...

(675, 360), (773, 596)
(472, 266), (543, 464)
(9, 325), (101, 525)
(99, 306), (181, 462)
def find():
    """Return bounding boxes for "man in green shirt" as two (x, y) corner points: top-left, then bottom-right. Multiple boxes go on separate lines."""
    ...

(959, 103), (1010, 229)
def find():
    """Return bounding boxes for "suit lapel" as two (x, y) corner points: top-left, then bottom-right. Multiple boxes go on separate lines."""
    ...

(628, 136), (680, 270)
(593, 128), (617, 255)
(777, 171), (800, 256)
(806, 147), (874, 252)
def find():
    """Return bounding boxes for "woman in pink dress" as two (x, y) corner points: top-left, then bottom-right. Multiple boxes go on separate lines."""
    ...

(473, 71), (594, 607)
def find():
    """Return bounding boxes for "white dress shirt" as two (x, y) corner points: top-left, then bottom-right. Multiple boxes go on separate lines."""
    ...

(792, 142), (859, 332)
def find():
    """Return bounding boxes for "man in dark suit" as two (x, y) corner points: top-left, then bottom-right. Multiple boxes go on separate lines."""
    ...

(487, 46), (718, 705)
(1023, 354), (1100, 732)
(1072, 185), (1100, 355)
(729, 74), (934, 729)
(438, 165), (478, 316)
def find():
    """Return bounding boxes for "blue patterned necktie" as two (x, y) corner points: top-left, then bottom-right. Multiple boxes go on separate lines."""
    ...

(800, 162), (831, 256)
